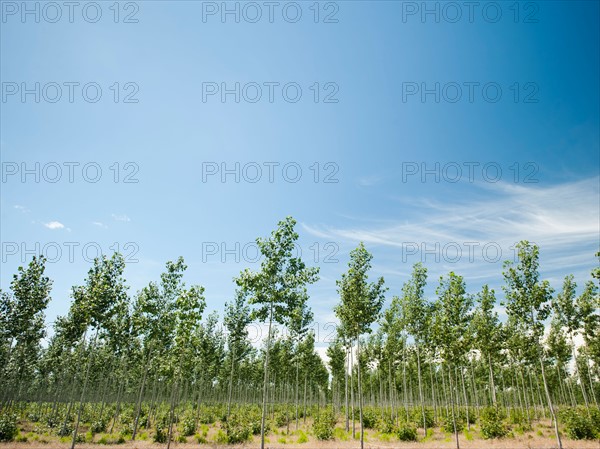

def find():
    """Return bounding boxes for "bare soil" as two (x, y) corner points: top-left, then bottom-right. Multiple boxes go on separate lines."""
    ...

(2, 420), (599, 449)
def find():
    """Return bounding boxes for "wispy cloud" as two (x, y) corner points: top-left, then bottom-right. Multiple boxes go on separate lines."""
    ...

(303, 177), (599, 285)
(14, 204), (29, 213)
(358, 175), (382, 187)
(44, 221), (65, 230)
(111, 213), (131, 222)
(92, 221), (108, 229)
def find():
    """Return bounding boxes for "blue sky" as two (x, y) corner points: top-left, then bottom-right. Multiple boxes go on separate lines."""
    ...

(1, 1), (599, 347)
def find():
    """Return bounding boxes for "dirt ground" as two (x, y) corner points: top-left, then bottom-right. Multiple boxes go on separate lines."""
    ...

(2, 419), (599, 449)
(2, 432), (599, 449)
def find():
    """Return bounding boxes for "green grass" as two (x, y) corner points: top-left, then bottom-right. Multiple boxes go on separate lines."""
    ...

(378, 432), (393, 442)
(333, 427), (350, 441)
(297, 430), (309, 443)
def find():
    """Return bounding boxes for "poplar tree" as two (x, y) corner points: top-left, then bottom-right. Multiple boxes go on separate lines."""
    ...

(235, 217), (319, 449)
(334, 242), (386, 449)
(503, 241), (562, 449)
(471, 285), (502, 406)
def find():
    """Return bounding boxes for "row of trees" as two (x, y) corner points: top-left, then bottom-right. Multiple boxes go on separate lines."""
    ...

(328, 242), (599, 449)
(1, 217), (599, 449)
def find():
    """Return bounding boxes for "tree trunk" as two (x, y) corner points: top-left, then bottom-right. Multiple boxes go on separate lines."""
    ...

(571, 337), (591, 416)
(416, 344), (427, 436)
(487, 353), (497, 406)
(357, 337), (364, 449)
(70, 329), (98, 449)
(538, 354), (562, 449)
(350, 347), (355, 438)
(295, 356), (300, 430)
(460, 366), (470, 431)
(260, 304), (273, 449)
(447, 365), (460, 449)
(345, 346), (349, 432)
(132, 355), (150, 440)
(227, 344), (236, 419)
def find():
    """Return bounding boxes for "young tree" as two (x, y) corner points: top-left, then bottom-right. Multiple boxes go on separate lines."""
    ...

(397, 262), (430, 435)
(432, 272), (472, 449)
(69, 253), (129, 449)
(471, 285), (502, 406)
(130, 258), (187, 440)
(224, 289), (252, 418)
(288, 299), (313, 429)
(235, 217), (319, 449)
(503, 241), (562, 449)
(0, 256), (52, 400)
(577, 281), (600, 367)
(553, 275), (591, 413)
(334, 242), (386, 449)
(167, 276), (206, 449)
(326, 336), (346, 415)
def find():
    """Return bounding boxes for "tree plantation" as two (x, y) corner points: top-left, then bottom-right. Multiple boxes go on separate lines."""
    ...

(0, 217), (599, 448)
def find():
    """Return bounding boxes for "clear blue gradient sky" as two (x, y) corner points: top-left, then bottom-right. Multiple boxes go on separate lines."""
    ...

(1, 1), (599, 345)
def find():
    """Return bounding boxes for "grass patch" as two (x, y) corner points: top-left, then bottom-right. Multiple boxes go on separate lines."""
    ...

(333, 427), (349, 441)
(97, 434), (126, 445)
(297, 430), (308, 443)
(378, 432), (393, 442)
(213, 429), (227, 444)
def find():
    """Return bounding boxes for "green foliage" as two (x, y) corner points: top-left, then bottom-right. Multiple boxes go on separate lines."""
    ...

(508, 408), (532, 431)
(90, 419), (107, 434)
(333, 427), (349, 441)
(361, 408), (378, 429)
(397, 423), (418, 441)
(45, 416), (58, 428)
(335, 243), (386, 340)
(223, 414), (251, 444)
(180, 413), (196, 436)
(312, 409), (335, 440)
(56, 421), (73, 437)
(27, 412), (41, 422)
(98, 434), (126, 445)
(296, 430), (308, 443)
(442, 413), (464, 433)
(590, 407), (600, 433)
(377, 414), (397, 434)
(480, 407), (509, 439)
(0, 414), (18, 442)
(275, 411), (289, 428)
(197, 408), (216, 424)
(153, 426), (168, 443)
(559, 407), (597, 440)
(412, 406), (435, 428)
(214, 429), (228, 444)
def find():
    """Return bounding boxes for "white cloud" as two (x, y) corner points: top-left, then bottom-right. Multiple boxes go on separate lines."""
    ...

(303, 177), (600, 284)
(111, 213), (131, 222)
(92, 221), (108, 229)
(44, 221), (65, 230)
(358, 176), (382, 187)
(14, 204), (29, 213)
